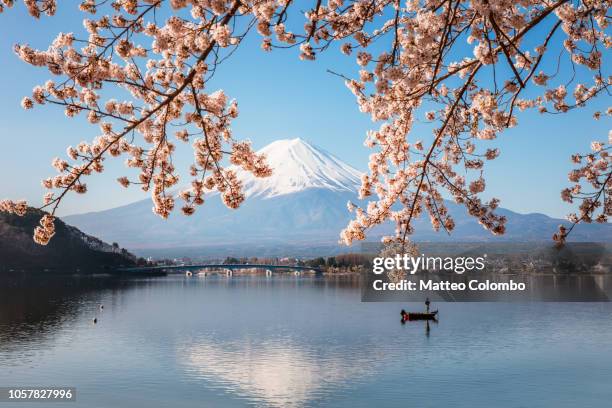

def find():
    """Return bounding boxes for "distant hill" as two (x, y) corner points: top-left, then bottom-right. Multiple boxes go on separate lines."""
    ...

(0, 208), (139, 271)
(64, 138), (612, 257)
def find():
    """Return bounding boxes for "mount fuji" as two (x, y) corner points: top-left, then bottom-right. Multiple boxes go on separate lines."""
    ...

(234, 138), (362, 198)
(63, 138), (611, 256)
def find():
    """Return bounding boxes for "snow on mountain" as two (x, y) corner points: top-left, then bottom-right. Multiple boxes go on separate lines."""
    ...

(63, 138), (612, 255)
(236, 138), (362, 198)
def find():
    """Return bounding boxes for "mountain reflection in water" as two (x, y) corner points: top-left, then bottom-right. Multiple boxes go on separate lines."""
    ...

(179, 336), (381, 408)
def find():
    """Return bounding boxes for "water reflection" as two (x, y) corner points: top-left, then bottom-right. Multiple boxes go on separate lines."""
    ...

(178, 336), (380, 408)
(1, 275), (92, 351)
(0, 274), (147, 364)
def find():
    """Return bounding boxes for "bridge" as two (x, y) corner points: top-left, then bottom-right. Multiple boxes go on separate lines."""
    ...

(117, 263), (323, 276)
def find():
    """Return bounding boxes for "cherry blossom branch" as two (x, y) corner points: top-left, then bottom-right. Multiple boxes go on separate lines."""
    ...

(555, 138), (611, 244)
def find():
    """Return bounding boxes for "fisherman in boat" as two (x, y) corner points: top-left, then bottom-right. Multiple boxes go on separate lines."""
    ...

(401, 300), (437, 324)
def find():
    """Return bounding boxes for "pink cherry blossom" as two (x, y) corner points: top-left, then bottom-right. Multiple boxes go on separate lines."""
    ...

(0, 0), (609, 247)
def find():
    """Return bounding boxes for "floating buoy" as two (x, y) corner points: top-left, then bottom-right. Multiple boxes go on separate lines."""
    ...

(93, 318), (97, 324)
(99, 304), (104, 310)
(186, 271), (193, 277)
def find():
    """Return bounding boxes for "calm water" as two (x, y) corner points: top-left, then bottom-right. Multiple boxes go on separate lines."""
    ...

(1, 274), (612, 408)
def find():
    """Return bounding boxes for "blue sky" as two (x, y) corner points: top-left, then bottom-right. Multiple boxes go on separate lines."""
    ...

(0, 4), (609, 218)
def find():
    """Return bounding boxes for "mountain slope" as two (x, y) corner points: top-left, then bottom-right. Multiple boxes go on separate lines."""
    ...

(64, 138), (612, 254)
(1, 208), (138, 271)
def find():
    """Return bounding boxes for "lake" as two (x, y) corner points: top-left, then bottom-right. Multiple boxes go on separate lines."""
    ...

(1, 274), (612, 407)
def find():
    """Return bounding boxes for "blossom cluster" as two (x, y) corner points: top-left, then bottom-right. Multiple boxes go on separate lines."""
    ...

(0, 199), (28, 216)
(33, 214), (55, 245)
(0, 0), (56, 18)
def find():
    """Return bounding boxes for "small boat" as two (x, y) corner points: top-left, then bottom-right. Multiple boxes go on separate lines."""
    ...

(401, 309), (438, 322)
(406, 310), (437, 321)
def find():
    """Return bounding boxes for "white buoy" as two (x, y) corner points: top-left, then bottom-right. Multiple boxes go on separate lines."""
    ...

(266, 269), (272, 277)
(186, 271), (193, 277)
(294, 270), (301, 276)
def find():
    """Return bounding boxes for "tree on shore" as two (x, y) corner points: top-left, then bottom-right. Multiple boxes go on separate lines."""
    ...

(307, 257), (327, 268)
(0, 0), (609, 247)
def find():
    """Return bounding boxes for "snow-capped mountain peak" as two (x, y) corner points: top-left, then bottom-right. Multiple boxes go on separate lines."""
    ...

(237, 138), (362, 198)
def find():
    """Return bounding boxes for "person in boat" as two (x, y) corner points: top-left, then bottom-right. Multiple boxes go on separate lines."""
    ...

(425, 297), (430, 312)
(400, 309), (408, 323)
